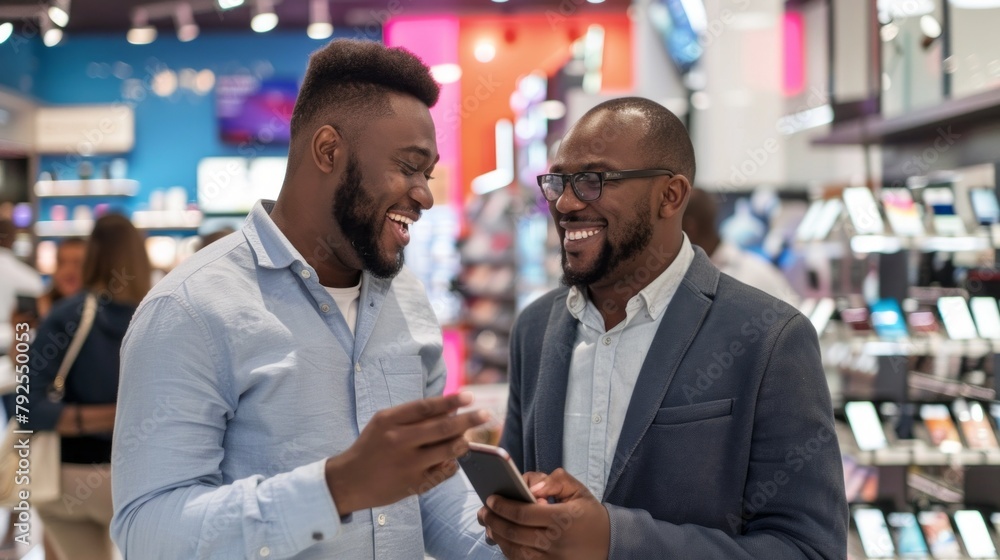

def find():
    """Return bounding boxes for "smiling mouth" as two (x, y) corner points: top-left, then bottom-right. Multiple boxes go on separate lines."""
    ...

(386, 211), (416, 246)
(565, 228), (603, 241)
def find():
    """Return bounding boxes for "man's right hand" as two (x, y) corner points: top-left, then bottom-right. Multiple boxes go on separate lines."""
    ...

(325, 392), (489, 516)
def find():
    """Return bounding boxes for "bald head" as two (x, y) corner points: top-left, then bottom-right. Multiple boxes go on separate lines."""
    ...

(578, 97), (696, 184)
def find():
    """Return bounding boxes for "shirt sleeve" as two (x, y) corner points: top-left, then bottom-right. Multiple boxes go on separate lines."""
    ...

(111, 294), (343, 559)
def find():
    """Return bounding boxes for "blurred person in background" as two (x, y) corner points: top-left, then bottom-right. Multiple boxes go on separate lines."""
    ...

(0, 219), (44, 355)
(25, 214), (151, 560)
(38, 237), (87, 318)
(683, 188), (799, 305)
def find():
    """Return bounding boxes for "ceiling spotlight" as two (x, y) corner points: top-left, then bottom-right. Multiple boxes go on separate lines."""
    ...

(41, 14), (62, 47)
(175, 3), (198, 42)
(218, 0), (244, 9)
(251, 0), (278, 33)
(127, 9), (157, 45)
(48, 0), (70, 28)
(474, 40), (496, 63)
(307, 0), (332, 39)
(0, 22), (12, 45)
(430, 63), (462, 84)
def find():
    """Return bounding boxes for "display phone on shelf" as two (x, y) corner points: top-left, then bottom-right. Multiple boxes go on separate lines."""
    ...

(969, 188), (1000, 226)
(991, 404), (1000, 434)
(457, 443), (536, 505)
(845, 402), (889, 451)
(853, 508), (896, 558)
(923, 187), (967, 236)
(953, 510), (999, 558)
(952, 399), (999, 450)
(918, 510), (964, 559)
(843, 187), (886, 235)
(881, 188), (926, 236)
(969, 297), (1000, 340)
(937, 297), (979, 340)
(812, 199), (843, 241)
(809, 298), (836, 336)
(796, 200), (827, 241)
(920, 404), (963, 452)
(870, 299), (909, 341)
(841, 307), (873, 332)
(886, 512), (931, 558)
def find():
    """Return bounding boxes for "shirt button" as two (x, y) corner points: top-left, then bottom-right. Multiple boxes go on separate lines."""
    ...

(593, 414), (602, 424)
(259, 547), (271, 557)
(603, 337), (612, 346)
(355, 363), (361, 373)
(377, 513), (387, 526)
(301, 269), (311, 279)
(320, 303), (330, 313)
(649, 305), (656, 314)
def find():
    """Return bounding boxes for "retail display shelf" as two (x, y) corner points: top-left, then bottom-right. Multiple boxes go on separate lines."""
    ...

(34, 179), (139, 197)
(34, 219), (94, 237)
(850, 235), (992, 254)
(131, 210), (204, 230)
(813, 87), (1000, 146)
(848, 447), (1000, 467)
(848, 337), (1000, 357)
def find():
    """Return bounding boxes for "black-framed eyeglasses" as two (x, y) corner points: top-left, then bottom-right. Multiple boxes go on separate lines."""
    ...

(536, 169), (675, 202)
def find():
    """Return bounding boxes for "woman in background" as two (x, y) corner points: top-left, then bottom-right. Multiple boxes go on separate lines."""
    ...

(38, 237), (87, 317)
(26, 214), (151, 560)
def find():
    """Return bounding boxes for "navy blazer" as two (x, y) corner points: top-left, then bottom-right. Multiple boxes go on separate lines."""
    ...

(500, 247), (848, 559)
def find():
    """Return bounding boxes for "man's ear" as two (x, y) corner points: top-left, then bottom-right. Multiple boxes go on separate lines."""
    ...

(660, 175), (691, 220)
(311, 125), (344, 173)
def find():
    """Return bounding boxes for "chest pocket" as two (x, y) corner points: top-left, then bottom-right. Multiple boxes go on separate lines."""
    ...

(380, 356), (425, 406)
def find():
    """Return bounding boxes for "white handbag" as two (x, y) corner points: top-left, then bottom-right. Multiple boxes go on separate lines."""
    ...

(0, 293), (97, 507)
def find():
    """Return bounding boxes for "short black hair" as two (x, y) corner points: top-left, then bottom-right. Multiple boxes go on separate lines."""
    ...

(289, 39), (440, 142)
(585, 97), (696, 184)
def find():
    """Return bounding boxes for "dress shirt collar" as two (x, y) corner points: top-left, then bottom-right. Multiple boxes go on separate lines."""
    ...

(243, 200), (301, 270)
(566, 235), (695, 323)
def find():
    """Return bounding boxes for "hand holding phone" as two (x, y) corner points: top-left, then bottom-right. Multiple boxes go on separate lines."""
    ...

(459, 443), (536, 504)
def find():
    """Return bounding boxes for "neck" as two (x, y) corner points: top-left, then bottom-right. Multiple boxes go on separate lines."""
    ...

(270, 185), (362, 289)
(586, 234), (683, 331)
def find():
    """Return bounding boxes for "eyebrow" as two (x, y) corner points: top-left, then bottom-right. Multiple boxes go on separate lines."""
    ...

(396, 146), (435, 160)
(549, 160), (615, 174)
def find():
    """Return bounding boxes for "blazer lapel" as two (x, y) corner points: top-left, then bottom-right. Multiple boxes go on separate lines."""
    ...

(531, 291), (577, 475)
(603, 248), (719, 499)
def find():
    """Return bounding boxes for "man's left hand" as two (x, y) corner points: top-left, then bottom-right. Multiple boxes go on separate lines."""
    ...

(477, 468), (610, 560)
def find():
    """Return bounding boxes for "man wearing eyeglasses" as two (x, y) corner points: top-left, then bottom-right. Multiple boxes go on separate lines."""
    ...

(477, 97), (847, 559)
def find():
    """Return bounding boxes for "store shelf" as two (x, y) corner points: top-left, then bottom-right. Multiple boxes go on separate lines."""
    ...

(849, 447), (1000, 467)
(851, 337), (999, 357)
(849, 234), (993, 254)
(131, 210), (203, 230)
(34, 220), (94, 237)
(813, 87), (1000, 146)
(34, 179), (139, 197)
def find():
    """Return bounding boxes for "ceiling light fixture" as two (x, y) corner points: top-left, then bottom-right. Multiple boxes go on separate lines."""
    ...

(307, 0), (332, 39)
(0, 22), (12, 45)
(47, 0), (70, 28)
(127, 8), (157, 45)
(41, 14), (62, 47)
(218, 0), (245, 9)
(175, 3), (198, 42)
(429, 63), (462, 84)
(251, 0), (279, 33)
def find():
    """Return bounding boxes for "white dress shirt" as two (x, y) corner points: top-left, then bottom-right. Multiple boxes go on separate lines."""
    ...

(562, 236), (694, 499)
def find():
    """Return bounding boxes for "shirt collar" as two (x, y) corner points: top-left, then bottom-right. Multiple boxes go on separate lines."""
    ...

(566, 235), (695, 322)
(243, 200), (301, 270)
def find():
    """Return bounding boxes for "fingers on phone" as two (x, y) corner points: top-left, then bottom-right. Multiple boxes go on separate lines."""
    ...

(388, 393), (469, 424)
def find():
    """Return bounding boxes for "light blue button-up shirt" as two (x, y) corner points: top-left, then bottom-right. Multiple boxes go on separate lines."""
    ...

(562, 236), (694, 500)
(112, 201), (500, 560)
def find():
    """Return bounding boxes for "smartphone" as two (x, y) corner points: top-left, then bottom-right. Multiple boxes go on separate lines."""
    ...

(908, 310), (941, 334)
(954, 510), (998, 558)
(969, 188), (1000, 226)
(921, 404), (963, 453)
(991, 404), (1000, 434)
(843, 187), (886, 235)
(970, 297), (1000, 340)
(845, 402), (889, 451)
(924, 187), (966, 236)
(854, 508), (896, 558)
(937, 297), (979, 340)
(952, 399), (999, 450)
(886, 512), (931, 558)
(918, 510), (963, 558)
(882, 188), (925, 237)
(809, 298), (836, 336)
(796, 200), (827, 241)
(871, 299), (909, 341)
(15, 295), (38, 319)
(457, 443), (537, 504)
(812, 199), (843, 241)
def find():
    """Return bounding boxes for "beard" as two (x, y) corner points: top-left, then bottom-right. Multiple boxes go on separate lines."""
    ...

(561, 198), (653, 288)
(332, 154), (405, 279)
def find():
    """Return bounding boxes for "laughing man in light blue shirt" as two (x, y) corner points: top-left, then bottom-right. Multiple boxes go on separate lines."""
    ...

(111, 39), (502, 559)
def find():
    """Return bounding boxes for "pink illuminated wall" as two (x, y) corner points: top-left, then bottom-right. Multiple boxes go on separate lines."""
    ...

(783, 11), (805, 97)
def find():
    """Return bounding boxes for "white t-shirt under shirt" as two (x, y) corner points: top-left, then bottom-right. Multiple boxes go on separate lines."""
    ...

(324, 280), (361, 336)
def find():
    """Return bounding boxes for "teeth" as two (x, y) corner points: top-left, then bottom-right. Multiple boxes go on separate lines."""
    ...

(387, 213), (414, 225)
(566, 229), (601, 241)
